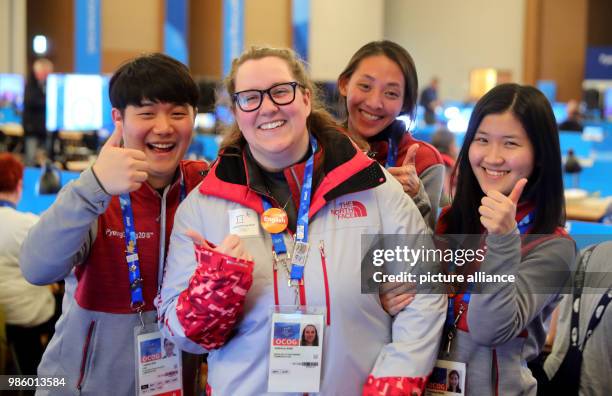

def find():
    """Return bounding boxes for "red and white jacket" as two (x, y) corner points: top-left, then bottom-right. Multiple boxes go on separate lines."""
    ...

(431, 205), (575, 395)
(158, 129), (446, 395)
(19, 161), (207, 395)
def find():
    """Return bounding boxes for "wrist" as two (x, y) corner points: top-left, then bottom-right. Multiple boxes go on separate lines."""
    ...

(90, 164), (110, 196)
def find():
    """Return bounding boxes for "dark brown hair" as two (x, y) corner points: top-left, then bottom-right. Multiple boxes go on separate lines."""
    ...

(337, 40), (419, 120)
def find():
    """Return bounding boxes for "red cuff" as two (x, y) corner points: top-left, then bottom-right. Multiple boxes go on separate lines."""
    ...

(176, 243), (254, 349)
(363, 374), (427, 396)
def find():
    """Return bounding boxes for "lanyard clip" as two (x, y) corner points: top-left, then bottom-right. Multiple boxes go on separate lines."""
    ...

(138, 310), (145, 329)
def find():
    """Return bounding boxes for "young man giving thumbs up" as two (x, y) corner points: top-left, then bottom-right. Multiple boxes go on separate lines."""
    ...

(20, 53), (209, 395)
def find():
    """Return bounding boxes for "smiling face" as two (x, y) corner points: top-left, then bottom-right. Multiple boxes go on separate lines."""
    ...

(449, 372), (459, 388)
(233, 56), (311, 171)
(303, 325), (317, 344)
(164, 339), (175, 356)
(468, 111), (534, 196)
(113, 101), (194, 189)
(339, 55), (405, 138)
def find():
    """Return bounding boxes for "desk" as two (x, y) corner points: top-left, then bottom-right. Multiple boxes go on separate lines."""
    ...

(565, 196), (612, 222)
(568, 157), (612, 197)
(0, 123), (23, 137)
(566, 220), (612, 249)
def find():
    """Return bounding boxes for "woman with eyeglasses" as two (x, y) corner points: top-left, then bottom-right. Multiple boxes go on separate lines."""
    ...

(157, 46), (445, 395)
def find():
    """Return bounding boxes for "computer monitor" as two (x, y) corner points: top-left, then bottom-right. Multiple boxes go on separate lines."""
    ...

(552, 102), (568, 123)
(604, 88), (612, 120)
(46, 73), (113, 131)
(195, 112), (216, 132)
(537, 80), (557, 104)
(215, 104), (233, 126)
(0, 73), (24, 125)
(446, 106), (473, 134)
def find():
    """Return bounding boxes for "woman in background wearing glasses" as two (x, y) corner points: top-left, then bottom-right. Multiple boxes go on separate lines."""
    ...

(157, 46), (445, 395)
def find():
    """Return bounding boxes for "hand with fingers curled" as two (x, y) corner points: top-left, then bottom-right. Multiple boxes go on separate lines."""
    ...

(92, 122), (149, 195)
(478, 178), (528, 235)
(176, 229), (255, 349)
(185, 230), (254, 262)
(379, 281), (417, 316)
(387, 144), (420, 197)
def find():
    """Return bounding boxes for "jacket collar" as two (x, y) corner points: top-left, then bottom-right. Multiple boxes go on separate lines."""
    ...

(199, 128), (385, 218)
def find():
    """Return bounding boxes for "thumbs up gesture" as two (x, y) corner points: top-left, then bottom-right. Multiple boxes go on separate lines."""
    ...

(92, 122), (149, 195)
(478, 178), (528, 235)
(387, 143), (420, 197)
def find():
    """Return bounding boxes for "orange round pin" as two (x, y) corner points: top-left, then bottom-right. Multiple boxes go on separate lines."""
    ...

(260, 207), (288, 233)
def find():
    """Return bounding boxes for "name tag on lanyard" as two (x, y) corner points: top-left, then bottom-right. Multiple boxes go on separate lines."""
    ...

(425, 359), (466, 396)
(267, 307), (325, 393)
(134, 323), (182, 396)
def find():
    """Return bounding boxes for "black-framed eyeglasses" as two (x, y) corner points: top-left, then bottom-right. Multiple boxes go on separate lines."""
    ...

(232, 81), (301, 112)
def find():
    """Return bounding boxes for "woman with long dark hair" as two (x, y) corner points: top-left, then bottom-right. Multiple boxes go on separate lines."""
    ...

(383, 83), (576, 395)
(337, 41), (444, 229)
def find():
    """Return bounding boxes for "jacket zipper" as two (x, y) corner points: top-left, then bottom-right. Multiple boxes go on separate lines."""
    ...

(319, 240), (331, 326)
(76, 320), (96, 391)
(289, 167), (301, 196)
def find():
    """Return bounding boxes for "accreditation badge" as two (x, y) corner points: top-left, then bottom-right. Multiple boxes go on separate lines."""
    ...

(228, 208), (260, 237)
(425, 359), (466, 396)
(267, 306), (325, 393)
(134, 323), (182, 395)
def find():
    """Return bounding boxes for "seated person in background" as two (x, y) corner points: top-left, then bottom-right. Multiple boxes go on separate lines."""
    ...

(431, 127), (458, 206)
(0, 153), (57, 374)
(558, 100), (583, 132)
(542, 242), (612, 395)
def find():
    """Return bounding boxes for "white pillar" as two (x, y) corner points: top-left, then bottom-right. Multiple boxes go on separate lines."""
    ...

(309, 0), (384, 81)
(0, 0), (27, 74)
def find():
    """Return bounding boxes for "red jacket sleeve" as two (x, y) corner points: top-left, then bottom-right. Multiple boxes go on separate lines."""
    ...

(175, 242), (254, 350)
(363, 374), (428, 396)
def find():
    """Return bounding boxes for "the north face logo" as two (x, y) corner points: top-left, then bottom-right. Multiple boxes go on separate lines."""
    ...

(331, 201), (367, 219)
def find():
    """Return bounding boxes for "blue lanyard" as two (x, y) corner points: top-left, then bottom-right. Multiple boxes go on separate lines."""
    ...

(517, 211), (534, 234)
(446, 210), (534, 326)
(385, 136), (398, 168)
(446, 289), (471, 327)
(0, 200), (16, 209)
(262, 135), (317, 283)
(119, 176), (186, 311)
